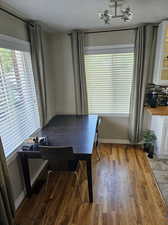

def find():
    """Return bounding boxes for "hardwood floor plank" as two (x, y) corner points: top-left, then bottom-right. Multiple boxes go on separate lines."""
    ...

(15, 144), (168, 225)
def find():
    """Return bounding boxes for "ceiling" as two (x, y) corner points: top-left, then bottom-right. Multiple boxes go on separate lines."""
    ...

(1, 0), (168, 32)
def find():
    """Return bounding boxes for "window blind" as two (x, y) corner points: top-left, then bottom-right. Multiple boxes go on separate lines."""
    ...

(85, 47), (134, 114)
(0, 47), (40, 157)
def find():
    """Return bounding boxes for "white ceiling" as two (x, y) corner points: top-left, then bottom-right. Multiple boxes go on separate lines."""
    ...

(1, 0), (168, 31)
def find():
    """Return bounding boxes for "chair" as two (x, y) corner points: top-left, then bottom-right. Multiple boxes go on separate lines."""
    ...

(39, 145), (82, 200)
(95, 117), (101, 160)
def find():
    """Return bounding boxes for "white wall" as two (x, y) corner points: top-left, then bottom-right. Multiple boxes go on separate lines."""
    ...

(43, 32), (59, 120)
(47, 32), (76, 114)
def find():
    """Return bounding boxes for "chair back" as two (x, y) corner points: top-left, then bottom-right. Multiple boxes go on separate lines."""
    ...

(39, 146), (75, 161)
(96, 117), (101, 133)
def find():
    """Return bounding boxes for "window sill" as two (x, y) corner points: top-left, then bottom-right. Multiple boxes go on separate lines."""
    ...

(6, 128), (41, 166)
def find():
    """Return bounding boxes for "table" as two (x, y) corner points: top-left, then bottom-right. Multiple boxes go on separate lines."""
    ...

(18, 115), (98, 203)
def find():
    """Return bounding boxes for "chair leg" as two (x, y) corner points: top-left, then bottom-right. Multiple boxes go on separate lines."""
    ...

(96, 142), (101, 161)
(45, 170), (52, 193)
(74, 171), (83, 202)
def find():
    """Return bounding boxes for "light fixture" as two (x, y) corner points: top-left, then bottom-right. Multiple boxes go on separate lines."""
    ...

(99, 0), (133, 24)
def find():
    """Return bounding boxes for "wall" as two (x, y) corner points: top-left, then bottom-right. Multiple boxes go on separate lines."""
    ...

(43, 32), (59, 120)
(47, 32), (76, 114)
(0, 11), (51, 209)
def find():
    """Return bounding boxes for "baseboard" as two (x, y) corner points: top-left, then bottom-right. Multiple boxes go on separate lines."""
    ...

(15, 161), (47, 210)
(156, 154), (168, 159)
(99, 138), (130, 144)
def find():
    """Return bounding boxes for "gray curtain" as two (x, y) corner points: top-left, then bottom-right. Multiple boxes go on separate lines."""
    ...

(0, 138), (15, 225)
(129, 24), (157, 143)
(27, 22), (48, 126)
(71, 30), (88, 115)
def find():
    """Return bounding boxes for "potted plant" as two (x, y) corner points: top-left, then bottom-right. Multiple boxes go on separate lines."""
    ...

(143, 130), (157, 158)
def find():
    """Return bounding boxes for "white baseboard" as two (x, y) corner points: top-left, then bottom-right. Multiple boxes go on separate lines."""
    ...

(156, 154), (168, 159)
(15, 161), (47, 210)
(99, 138), (130, 144)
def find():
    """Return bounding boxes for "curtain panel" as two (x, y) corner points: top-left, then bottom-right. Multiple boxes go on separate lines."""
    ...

(0, 138), (15, 225)
(27, 22), (48, 126)
(129, 24), (157, 143)
(71, 30), (88, 115)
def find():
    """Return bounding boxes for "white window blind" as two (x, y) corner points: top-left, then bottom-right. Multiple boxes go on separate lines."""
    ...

(0, 46), (40, 157)
(85, 46), (134, 114)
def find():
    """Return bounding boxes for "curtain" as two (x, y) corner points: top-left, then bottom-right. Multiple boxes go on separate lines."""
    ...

(0, 138), (15, 225)
(71, 30), (88, 115)
(27, 22), (48, 126)
(129, 25), (157, 143)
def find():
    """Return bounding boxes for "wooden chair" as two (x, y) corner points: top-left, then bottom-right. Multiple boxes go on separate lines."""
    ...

(95, 117), (101, 160)
(39, 146), (82, 200)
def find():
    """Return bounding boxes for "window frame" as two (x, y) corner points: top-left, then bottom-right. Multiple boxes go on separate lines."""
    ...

(85, 44), (134, 55)
(84, 44), (134, 117)
(0, 34), (40, 162)
(0, 34), (30, 51)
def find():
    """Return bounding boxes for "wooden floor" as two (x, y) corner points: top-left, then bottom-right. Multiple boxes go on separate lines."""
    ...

(15, 144), (168, 225)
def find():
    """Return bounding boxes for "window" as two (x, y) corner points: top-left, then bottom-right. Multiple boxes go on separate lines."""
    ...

(0, 36), (40, 157)
(84, 45), (134, 115)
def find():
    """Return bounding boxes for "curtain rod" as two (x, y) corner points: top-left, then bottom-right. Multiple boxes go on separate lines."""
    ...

(68, 23), (159, 35)
(0, 7), (33, 26)
(85, 27), (137, 34)
(85, 24), (158, 34)
(68, 27), (137, 35)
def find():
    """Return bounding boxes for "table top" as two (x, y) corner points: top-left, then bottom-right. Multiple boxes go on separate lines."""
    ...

(145, 106), (168, 116)
(33, 114), (98, 155)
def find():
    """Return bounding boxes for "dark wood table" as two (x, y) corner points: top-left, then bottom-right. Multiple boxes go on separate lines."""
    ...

(18, 115), (98, 203)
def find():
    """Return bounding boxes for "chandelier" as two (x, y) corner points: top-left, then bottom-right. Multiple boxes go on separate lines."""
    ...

(99, 0), (133, 24)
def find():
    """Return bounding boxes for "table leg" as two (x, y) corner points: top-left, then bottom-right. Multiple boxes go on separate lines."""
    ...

(20, 154), (32, 197)
(86, 157), (93, 203)
(68, 159), (78, 171)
